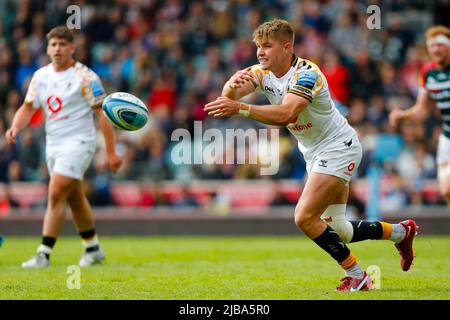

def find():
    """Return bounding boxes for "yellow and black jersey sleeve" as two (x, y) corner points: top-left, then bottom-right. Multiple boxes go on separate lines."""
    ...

(77, 64), (106, 108)
(288, 69), (325, 103)
(249, 64), (265, 89)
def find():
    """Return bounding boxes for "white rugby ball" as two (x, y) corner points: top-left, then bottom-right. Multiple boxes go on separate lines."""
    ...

(102, 92), (149, 131)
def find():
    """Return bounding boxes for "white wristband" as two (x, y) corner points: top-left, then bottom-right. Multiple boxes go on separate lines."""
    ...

(238, 103), (251, 117)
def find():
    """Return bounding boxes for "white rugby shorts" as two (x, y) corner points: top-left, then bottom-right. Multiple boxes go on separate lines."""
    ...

(305, 134), (362, 183)
(46, 141), (95, 180)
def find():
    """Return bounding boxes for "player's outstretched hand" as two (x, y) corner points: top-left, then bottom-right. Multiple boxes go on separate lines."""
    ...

(389, 108), (404, 127)
(107, 152), (123, 173)
(5, 127), (19, 145)
(204, 96), (240, 117)
(228, 67), (254, 90)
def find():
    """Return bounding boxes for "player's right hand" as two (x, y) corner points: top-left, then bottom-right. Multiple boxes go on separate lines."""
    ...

(228, 67), (254, 90)
(5, 127), (19, 145)
(107, 151), (123, 173)
(389, 108), (404, 127)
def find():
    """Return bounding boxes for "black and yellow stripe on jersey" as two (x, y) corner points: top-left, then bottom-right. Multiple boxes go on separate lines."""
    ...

(421, 62), (450, 138)
(288, 59), (323, 103)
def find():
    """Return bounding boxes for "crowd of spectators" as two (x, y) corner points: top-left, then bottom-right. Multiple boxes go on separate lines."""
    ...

(1, 0), (449, 209)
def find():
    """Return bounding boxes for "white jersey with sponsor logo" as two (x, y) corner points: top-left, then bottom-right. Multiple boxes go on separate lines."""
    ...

(249, 56), (356, 157)
(25, 62), (105, 148)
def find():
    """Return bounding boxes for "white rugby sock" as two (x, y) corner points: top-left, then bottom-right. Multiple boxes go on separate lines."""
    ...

(345, 263), (364, 279)
(390, 224), (406, 243)
(37, 244), (52, 256)
(82, 236), (99, 249)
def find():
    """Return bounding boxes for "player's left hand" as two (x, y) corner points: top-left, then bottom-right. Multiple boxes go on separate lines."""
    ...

(204, 97), (240, 117)
(107, 152), (123, 173)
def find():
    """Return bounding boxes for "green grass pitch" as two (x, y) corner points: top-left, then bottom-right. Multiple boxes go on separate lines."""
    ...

(0, 236), (449, 299)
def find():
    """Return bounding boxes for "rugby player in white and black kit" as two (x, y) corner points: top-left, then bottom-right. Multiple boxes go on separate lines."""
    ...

(205, 19), (418, 291)
(6, 26), (122, 268)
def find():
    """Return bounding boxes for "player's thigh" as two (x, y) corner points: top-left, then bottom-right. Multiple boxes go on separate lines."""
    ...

(333, 183), (349, 204)
(295, 172), (347, 219)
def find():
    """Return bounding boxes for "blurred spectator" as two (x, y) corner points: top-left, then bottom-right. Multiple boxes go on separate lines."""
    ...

(373, 121), (404, 167)
(171, 185), (199, 209)
(347, 182), (366, 220)
(15, 43), (38, 90)
(322, 50), (350, 105)
(138, 183), (169, 207)
(379, 170), (410, 213)
(269, 182), (293, 207)
(349, 49), (382, 100)
(396, 143), (436, 199)
(0, 125), (17, 184)
(16, 128), (42, 181)
(87, 160), (114, 206)
(7, 160), (23, 182)
(366, 95), (388, 128)
(147, 72), (176, 114)
(0, 183), (19, 216)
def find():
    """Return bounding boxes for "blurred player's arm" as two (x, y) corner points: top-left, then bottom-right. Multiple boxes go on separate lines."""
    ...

(204, 93), (310, 126)
(93, 106), (122, 172)
(222, 67), (257, 100)
(6, 72), (39, 144)
(389, 88), (434, 126)
(5, 102), (35, 144)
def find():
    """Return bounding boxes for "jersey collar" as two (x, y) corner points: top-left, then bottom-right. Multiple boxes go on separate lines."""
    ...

(291, 54), (298, 67)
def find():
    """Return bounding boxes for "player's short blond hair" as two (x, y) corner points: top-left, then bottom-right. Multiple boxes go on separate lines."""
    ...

(425, 25), (450, 40)
(252, 19), (294, 45)
(46, 26), (74, 43)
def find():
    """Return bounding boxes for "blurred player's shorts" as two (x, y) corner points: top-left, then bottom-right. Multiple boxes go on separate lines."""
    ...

(46, 142), (95, 180)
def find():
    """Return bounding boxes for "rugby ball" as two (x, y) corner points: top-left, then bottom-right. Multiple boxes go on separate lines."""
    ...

(102, 92), (149, 131)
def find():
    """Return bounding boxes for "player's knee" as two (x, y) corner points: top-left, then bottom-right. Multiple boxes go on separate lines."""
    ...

(49, 177), (77, 206)
(48, 187), (71, 207)
(294, 213), (303, 229)
(48, 190), (64, 206)
(294, 209), (315, 231)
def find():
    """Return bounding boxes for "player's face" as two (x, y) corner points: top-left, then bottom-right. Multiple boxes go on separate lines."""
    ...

(47, 37), (75, 67)
(255, 37), (289, 71)
(427, 42), (450, 65)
